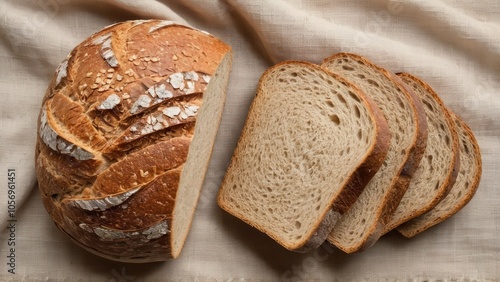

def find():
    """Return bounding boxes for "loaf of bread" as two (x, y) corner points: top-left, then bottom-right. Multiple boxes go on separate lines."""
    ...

(217, 61), (390, 252)
(35, 20), (232, 262)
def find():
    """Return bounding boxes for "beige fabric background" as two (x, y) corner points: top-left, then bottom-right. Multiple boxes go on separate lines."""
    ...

(0, 0), (499, 281)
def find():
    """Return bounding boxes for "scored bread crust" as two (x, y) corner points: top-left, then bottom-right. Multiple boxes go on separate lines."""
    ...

(397, 111), (482, 237)
(382, 73), (460, 233)
(217, 61), (391, 252)
(35, 20), (231, 262)
(321, 53), (428, 253)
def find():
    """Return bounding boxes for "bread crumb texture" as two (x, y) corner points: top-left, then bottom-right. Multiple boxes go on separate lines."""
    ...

(218, 61), (390, 252)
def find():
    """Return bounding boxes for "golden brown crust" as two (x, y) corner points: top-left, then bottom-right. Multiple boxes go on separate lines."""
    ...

(35, 20), (231, 262)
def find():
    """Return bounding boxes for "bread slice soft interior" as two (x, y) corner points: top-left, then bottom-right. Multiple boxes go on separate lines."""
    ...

(321, 53), (428, 253)
(397, 111), (482, 237)
(171, 52), (232, 258)
(383, 73), (460, 233)
(218, 61), (390, 252)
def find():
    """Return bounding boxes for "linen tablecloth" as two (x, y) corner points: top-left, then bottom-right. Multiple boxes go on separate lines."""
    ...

(1, 0), (499, 280)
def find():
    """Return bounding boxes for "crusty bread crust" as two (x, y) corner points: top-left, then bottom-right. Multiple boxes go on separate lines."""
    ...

(218, 61), (391, 252)
(35, 20), (231, 262)
(321, 53), (428, 253)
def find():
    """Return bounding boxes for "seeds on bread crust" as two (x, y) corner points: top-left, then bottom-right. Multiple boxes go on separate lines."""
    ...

(35, 20), (232, 262)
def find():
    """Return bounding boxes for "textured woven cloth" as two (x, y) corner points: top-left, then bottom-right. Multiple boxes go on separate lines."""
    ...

(0, 0), (499, 280)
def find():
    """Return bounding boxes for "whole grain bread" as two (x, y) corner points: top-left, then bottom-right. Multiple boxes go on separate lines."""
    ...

(217, 61), (390, 252)
(383, 73), (460, 233)
(397, 111), (482, 237)
(35, 20), (232, 262)
(321, 53), (428, 253)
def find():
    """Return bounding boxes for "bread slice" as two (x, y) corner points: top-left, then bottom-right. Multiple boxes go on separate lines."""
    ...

(397, 111), (482, 237)
(383, 73), (460, 233)
(321, 53), (428, 253)
(217, 61), (391, 252)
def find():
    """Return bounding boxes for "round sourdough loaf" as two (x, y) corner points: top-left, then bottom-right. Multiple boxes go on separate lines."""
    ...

(35, 20), (232, 262)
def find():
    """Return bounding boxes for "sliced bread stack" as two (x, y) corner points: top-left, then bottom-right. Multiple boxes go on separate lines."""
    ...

(217, 61), (391, 252)
(217, 53), (482, 253)
(320, 53), (428, 253)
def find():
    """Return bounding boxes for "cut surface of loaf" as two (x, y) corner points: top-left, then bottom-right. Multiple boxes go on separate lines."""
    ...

(321, 53), (428, 253)
(397, 112), (482, 237)
(383, 73), (460, 233)
(218, 61), (390, 252)
(35, 20), (232, 262)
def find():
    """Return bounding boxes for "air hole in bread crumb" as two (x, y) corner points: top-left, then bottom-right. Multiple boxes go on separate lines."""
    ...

(463, 143), (470, 155)
(397, 97), (405, 109)
(295, 221), (302, 229)
(291, 72), (298, 77)
(337, 94), (347, 105)
(366, 79), (379, 87)
(423, 100), (434, 111)
(357, 129), (363, 140)
(325, 100), (335, 108)
(434, 181), (440, 190)
(354, 105), (361, 118)
(342, 65), (355, 71)
(445, 135), (450, 146)
(329, 114), (340, 125)
(348, 91), (361, 103)
(427, 155), (433, 165)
